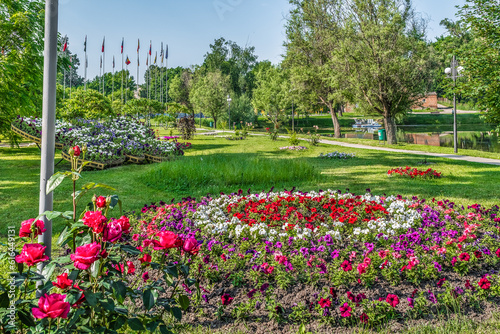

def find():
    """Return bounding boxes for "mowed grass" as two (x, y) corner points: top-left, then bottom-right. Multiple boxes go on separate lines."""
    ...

(1, 134), (500, 239)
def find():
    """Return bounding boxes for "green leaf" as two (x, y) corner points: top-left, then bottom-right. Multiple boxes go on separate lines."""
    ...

(85, 291), (98, 307)
(67, 308), (86, 328)
(57, 226), (69, 246)
(110, 316), (127, 330)
(61, 211), (74, 220)
(41, 262), (56, 284)
(164, 265), (178, 279)
(127, 318), (145, 331)
(159, 325), (173, 334)
(18, 309), (35, 327)
(46, 172), (69, 194)
(146, 320), (160, 332)
(180, 265), (190, 276)
(143, 289), (156, 310)
(178, 295), (190, 311)
(90, 259), (101, 278)
(112, 281), (127, 304)
(121, 245), (141, 255)
(170, 307), (182, 321)
(0, 292), (9, 308)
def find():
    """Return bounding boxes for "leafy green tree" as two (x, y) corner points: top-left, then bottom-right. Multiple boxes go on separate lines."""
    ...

(458, 0), (500, 127)
(140, 66), (183, 102)
(60, 88), (114, 120)
(169, 69), (194, 112)
(123, 98), (164, 118)
(252, 65), (290, 129)
(284, 0), (350, 138)
(222, 94), (256, 126)
(336, 0), (431, 144)
(190, 70), (230, 129)
(0, 0), (44, 144)
(86, 70), (136, 102)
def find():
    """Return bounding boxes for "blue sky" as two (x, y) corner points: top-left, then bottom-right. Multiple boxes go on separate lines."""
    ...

(59, 0), (465, 82)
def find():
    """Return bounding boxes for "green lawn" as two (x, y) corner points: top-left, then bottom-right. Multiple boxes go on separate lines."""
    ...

(2, 134), (500, 239)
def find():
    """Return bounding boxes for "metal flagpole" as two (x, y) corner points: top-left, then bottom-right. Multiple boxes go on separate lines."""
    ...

(154, 51), (157, 101)
(102, 36), (105, 95)
(112, 56), (115, 102)
(121, 38), (124, 103)
(149, 41), (152, 100)
(165, 44), (168, 109)
(84, 35), (87, 90)
(160, 42), (163, 104)
(137, 39), (140, 96)
(99, 55), (102, 93)
(38, 0), (59, 281)
(69, 56), (72, 98)
(63, 68), (65, 99)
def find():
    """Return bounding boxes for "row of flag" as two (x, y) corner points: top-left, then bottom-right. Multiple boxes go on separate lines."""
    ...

(61, 36), (169, 69)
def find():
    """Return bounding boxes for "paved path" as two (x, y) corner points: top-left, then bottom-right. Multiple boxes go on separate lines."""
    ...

(317, 138), (500, 166)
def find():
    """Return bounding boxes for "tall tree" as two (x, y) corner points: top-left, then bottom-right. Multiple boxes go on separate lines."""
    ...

(0, 0), (44, 144)
(336, 0), (431, 144)
(252, 65), (290, 129)
(284, 0), (349, 138)
(169, 69), (193, 112)
(458, 0), (500, 127)
(189, 70), (230, 128)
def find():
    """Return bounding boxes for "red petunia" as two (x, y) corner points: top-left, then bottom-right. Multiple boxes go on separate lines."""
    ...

(459, 252), (470, 262)
(360, 312), (369, 324)
(318, 298), (331, 308)
(386, 294), (399, 307)
(221, 293), (233, 306)
(341, 260), (352, 272)
(478, 278), (491, 290)
(339, 302), (351, 317)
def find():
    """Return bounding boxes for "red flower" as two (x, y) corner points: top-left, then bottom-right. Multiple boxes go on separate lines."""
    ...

(82, 211), (107, 234)
(182, 237), (200, 256)
(32, 293), (70, 319)
(221, 293), (233, 306)
(103, 220), (122, 243)
(386, 294), (399, 307)
(318, 298), (331, 308)
(142, 272), (150, 282)
(152, 231), (180, 250)
(114, 216), (131, 234)
(73, 145), (81, 157)
(339, 302), (351, 317)
(360, 312), (369, 324)
(52, 273), (73, 290)
(139, 253), (152, 264)
(329, 287), (337, 298)
(70, 242), (101, 270)
(478, 278), (491, 290)
(340, 260), (352, 272)
(459, 252), (470, 262)
(474, 250), (483, 259)
(95, 196), (106, 208)
(496, 248), (500, 258)
(19, 219), (46, 238)
(127, 261), (135, 274)
(437, 278), (446, 287)
(15, 244), (49, 267)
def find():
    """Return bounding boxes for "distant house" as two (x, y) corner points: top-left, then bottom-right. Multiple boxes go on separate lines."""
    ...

(412, 92), (438, 110)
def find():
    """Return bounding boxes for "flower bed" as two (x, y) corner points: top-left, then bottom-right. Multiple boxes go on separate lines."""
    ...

(8, 189), (500, 333)
(319, 152), (356, 159)
(388, 166), (442, 179)
(279, 146), (308, 151)
(11, 116), (186, 167)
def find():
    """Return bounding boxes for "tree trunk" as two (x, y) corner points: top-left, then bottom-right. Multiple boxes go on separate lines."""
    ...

(384, 115), (397, 144)
(329, 104), (342, 138)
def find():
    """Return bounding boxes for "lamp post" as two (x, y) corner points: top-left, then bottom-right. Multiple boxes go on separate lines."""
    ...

(227, 95), (232, 130)
(445, 55), (463, 154)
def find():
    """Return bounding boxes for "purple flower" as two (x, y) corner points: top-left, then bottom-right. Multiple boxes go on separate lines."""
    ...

(331, 250), (340, 259)
(260, 283), (269, 293)
(202, 295), (209, 303)
(433, 262), (442, 272)
(275, 242), (283, 248)
(428, 290), (437, 304)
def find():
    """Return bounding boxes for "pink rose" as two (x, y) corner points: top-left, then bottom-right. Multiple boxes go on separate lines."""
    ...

(114, 216), (131, 234)
(32, 293), (70, 319)
(103, 220), (122, 243)
(70, 242), (101, 270)
(182, 237), (200, 256)
(15, 244), (49, 267)
(19, 219), (46, 238)
(152, 231), (180, 250)
(82, 211), (107, 234)
(53, 273), (73, 290)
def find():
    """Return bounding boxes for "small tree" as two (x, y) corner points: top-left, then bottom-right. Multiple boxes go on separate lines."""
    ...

(178, 116), (196, 140)
(60, 89), (114, 120)
(190, 70), (230, 129)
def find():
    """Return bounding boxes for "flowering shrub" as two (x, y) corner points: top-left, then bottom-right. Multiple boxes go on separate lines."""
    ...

(319, 151), (356, 159)
(12, 116), (184, 163)
(279, 146), (308, 151)
(387, 166), (442, 179)
(130, 190), (500, 330)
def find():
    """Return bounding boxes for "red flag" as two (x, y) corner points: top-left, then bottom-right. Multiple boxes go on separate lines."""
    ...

(137, 39), (140, 52)
(121, 38), (124, 54)
(102, 37), (105, 52)
(146, 56), (148, 66)
(113, 56), (115, 69)
(62, 37), (68, 52)
(149, 42), (151, 56)
(125, 56), (131, 65)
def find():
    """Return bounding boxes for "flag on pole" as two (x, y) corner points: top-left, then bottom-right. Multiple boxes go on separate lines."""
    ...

(85, 55), (88, 68)
(121, 38), (124, 54)
(138, 55), (140, 66)
(100, 55), (102, 68)
(146, 55), (148, 66)
(154, 52), (157, 64)
(113, 56), (115, 69)
(149, 42), (152, 56)
(84, 35), (87, 52)
(137, 39), (140, 52)
(160, 42), (164, 63)
(166, 45), (168, 59)
(102, 37), (105, 52)
(125, 56), (131, 65)
(62, 36), (68, 52)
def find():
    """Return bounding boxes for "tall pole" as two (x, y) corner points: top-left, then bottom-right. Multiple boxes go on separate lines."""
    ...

(452, 55), (458, 154)
(112, 56), (115, 102)
(84, 54), (87, 90)
(292, 99), (294, 132)
(84, 35), (87, 90)
(63, 69), (65, 99)
(69, 57), (72, 99)
(165, 44), (168, 110)
(121, 38), (124, 104)
(38, 0), (58, 278)
(102, 37), (105, 96)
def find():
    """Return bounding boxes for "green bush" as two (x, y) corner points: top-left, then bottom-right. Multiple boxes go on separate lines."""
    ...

(59, 89), (114, 120)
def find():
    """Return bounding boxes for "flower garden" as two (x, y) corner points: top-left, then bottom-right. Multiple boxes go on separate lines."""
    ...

(11, 116), (186, 168)
(6, 182), (500, 333)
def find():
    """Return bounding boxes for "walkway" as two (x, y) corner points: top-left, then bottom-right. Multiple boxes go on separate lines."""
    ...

(317, 138), (500, 166)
